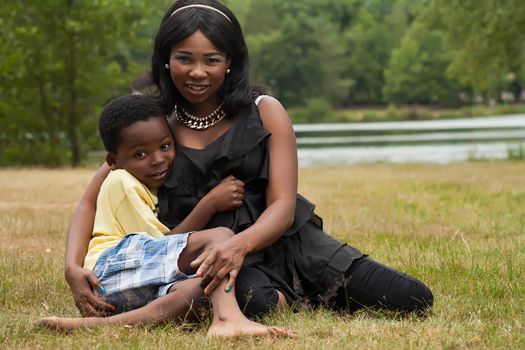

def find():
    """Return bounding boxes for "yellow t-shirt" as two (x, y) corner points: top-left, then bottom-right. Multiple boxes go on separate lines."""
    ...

(83, 169), (170, 270)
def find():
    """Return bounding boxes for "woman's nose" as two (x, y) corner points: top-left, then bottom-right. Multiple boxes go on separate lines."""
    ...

(189, 63), (207, 79)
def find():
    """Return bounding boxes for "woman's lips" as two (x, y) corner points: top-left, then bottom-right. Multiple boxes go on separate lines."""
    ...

(185, 83), (209, 97)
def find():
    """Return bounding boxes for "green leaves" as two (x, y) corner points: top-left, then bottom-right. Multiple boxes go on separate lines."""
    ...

(0, 0), (162, 166)
(420, 0), (525, 96)
(1, 0), (522, 166)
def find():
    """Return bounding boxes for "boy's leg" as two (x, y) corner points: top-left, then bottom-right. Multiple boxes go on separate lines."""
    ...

(177, 227), (234, 274)
(179, 228), (288, 319)
(178, 227), (286, 317)
(206, 278), (293, 338)
(35, 278), (205, 331)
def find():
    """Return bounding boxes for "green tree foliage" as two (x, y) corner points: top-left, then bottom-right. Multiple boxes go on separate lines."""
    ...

(0, 0), (156, 166)
(248, 0), (358, 107)
(1, 0), (520, 166)
(248, 3), (324, 106)
(247, 0), (425, 107)
(420, 0), (525, 98)
(341, 0), (427, 105)
(383, 31), (461, 104)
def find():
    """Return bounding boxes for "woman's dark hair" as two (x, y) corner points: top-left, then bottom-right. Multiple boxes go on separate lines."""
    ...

(151, 0), (252, 118)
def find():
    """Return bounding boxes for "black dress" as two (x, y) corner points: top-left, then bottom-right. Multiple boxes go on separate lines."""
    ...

(159, 102), (433, 315)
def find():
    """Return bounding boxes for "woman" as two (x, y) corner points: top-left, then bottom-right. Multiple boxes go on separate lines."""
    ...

(66, 0), (433, 319)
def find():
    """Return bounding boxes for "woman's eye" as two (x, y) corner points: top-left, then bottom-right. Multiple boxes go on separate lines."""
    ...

(206, 57), (223, 64)
(160, 143), (171, 151)
(176, 56), (190, 63)
(134, 151), (146, 158)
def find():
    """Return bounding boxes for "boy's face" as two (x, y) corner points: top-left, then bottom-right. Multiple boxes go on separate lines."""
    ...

(107, 117), (175, 189)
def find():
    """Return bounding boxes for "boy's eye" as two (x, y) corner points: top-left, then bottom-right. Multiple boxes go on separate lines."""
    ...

(160, 143), (171, 151)
(134, 151), (146, 159)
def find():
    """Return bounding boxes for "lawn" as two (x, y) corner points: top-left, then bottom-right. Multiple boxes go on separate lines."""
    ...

(1, 162), (524, 349)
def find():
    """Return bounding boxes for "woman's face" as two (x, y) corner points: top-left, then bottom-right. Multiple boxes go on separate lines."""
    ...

(169, 30), (231, 115)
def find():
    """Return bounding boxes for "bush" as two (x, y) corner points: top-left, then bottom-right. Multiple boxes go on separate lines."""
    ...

(290, 97), (339, 123)
(0, 141), (66, 167)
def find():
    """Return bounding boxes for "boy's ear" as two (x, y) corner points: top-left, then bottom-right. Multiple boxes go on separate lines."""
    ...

(105, 153), (118, 170)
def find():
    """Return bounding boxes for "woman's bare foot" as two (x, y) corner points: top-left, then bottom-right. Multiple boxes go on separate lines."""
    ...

(34, 316), (96, 331)
(207, 317), (294, 338)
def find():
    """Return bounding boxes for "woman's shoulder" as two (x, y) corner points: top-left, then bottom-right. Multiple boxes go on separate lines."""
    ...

(254, 94), (281, 108)
(253, 95), (292, 132)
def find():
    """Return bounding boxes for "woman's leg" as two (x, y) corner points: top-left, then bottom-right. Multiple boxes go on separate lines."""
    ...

(332, 256), (434, 313)
(234, 266), (286, 318)
(280, 219), (432, 314)
(35, 278), (206, 331)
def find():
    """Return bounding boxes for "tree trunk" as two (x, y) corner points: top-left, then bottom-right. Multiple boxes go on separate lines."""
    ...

(34, 61), (59, 148)
(67, 30), (81, 167)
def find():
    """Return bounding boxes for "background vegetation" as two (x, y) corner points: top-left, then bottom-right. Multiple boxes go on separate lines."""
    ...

(1, 163), (524, 348)
(1, 0), (524, 166)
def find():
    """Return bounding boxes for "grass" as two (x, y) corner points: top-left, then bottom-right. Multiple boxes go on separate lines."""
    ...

(1, 162), (524, 349)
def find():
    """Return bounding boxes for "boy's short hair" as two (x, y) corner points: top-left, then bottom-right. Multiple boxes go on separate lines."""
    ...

(99, 94), (166, 153)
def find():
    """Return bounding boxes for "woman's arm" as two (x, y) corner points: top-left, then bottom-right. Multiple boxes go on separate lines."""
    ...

(192, 96), (298, 294)
(64, 163), (115, 316)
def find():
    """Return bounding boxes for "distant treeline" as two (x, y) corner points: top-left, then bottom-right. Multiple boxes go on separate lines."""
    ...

(1, 0), (523, 166)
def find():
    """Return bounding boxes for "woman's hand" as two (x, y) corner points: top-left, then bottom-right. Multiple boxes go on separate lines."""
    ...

(204, 175), (245, 214)
(65, 264), (115, 317)
(190, 236), (247, 295)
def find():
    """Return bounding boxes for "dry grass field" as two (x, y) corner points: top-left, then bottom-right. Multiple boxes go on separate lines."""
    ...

(1, 162), (524, 349)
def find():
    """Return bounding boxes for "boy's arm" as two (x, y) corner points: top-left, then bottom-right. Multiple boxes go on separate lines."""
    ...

(169, 175), (244, 234)
(65, 163), (115, 316)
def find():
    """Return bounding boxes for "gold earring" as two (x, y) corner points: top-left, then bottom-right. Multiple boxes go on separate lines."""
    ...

(164, 64), (169, 69)
(226, 68), (231, 74)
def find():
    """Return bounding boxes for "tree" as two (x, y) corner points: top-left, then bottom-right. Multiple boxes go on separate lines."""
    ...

(383, 30), (461, 105)
(249, 10), (324, 107)
(247, 0), (354, 107)
(0, 0), (156, 166)
(419, 0), (525, 99)
(341, 0), (414, 105)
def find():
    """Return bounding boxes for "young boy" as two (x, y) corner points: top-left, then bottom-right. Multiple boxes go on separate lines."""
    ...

(36, 95), (291, 338)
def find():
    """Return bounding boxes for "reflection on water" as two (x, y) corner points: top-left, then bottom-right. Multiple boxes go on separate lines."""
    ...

(295, 115), (525, 166)
(297, 130), (525, 145)
(298, 142), (525, 166)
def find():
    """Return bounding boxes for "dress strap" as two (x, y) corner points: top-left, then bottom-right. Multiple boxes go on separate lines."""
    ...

(254, 95), (268, 106)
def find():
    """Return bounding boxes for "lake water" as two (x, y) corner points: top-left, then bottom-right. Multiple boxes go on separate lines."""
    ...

(294, 115), (525, 166)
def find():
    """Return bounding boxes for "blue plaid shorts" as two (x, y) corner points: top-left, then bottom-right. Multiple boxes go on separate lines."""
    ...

(93, 232), (192, 313)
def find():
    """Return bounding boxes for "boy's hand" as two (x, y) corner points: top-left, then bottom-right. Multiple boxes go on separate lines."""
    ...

(65, 264), (116, 317)
(204, 175), (245, 213)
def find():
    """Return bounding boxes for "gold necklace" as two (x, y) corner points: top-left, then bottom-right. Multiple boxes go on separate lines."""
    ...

(174, 103), (226, 130)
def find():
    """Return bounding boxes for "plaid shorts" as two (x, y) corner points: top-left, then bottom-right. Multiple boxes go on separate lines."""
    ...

(93, 232), (192, 313)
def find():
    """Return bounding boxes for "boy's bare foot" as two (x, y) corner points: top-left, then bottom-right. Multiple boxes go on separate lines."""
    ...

(34, 316), (93, 331)
(207, 317), (295, 338)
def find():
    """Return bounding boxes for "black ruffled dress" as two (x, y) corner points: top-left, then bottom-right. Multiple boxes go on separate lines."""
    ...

(158, 102), (364, 306)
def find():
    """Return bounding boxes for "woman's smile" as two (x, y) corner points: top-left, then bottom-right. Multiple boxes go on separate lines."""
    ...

(169, 30), (231, 115)
(185, 83), (210, 96)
